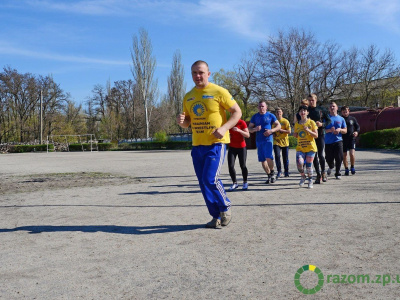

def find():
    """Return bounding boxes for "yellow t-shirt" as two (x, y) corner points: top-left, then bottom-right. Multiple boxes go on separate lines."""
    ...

(183, 83), (236, 146)
(273, 117), (291, 147)
(294, 119), (317, 152)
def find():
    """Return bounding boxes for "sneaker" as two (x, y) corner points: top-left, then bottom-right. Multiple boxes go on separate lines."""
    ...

(308, 178), (313, 189)
(276, 171), (282, 179)
(242, 182), (248, 190)
(335, 174), (341, 180)
(284, 171), (289, 177)
(314, 174), (321, 184)
(228, 183), (238, 191)
(345, 168), (349, 176)
(220, 210), (232, 226)
(299, 177), (306, 187)
(351, 167), (356, 175)
(265, 178), (270, 184)
(322, 172), (327, 182)
(270, 176), (276, 183)
(205, 218), (221, 228)
(327, 168), (333, 176)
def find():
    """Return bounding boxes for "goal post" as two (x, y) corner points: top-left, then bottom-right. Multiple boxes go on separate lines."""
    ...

(47, 134), (98, 152)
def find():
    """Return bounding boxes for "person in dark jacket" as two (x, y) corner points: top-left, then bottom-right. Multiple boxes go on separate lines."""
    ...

(341, 106), (360, 175)
(307, 94), (331, 184)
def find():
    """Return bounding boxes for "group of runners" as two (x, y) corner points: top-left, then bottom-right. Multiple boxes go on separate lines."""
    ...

(228, 94), (360, 191)
(177, 60), (360, 228)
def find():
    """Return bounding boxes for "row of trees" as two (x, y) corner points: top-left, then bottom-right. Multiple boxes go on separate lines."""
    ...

(1, 28), (399, 143)
(214, 28), (400, 121)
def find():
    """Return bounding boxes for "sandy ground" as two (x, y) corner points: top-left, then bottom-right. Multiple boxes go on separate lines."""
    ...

(0, 149), (400, 299)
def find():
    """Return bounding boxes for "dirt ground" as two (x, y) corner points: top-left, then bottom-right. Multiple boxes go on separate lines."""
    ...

(0, 149), (400, 299)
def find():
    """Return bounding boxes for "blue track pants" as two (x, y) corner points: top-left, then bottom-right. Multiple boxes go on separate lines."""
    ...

(191, 144), (231, 219)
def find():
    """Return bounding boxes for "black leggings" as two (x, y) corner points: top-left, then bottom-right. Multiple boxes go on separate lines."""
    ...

(227, 146), (248, 183)
(313, 135), (326, 175)
(325, 141), (344, 176)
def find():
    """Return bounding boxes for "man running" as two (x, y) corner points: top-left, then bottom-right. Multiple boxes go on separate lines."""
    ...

(248, 101), (281, 184)
(341, 106), (360, 175)
(307, 94), (331, 184)
(325, 102), (347, 179)
(273, 108), (291, 178)
(177, 60), (242, 229)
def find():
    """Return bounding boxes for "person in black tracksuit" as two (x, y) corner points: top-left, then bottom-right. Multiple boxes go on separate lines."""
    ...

(341, 105), (360, 175)
(307, 94), (331, 184)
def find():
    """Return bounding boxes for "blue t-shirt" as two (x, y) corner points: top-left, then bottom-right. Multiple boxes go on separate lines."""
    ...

(250, 112), (277, 143)
(325, 114), (347, 144)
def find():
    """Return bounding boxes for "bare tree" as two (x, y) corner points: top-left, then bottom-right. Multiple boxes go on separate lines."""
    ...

(356, 45), (400, 107)
(167, 50), (186, 132)
(255, 28), (323, 120)
(130, 28), (158, 139)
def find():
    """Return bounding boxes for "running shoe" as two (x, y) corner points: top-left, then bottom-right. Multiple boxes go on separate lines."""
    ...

(351, 167), (356, 175)
(220, 210), (232, 226)
(284, 171), (289, 177)
(314, 174), (321, 184)
(228, 183), (238, 191)
(308, 178), (313, 189)
(299, 177), (306, 187)
(265, 178), (270, 184)
(327, 168), (333, 176)
(345, 168), (349, 176)
(242, 182), (248, 190)
(205, 218), (221, 229)
(276, 171), (282, 179)
(322, 172), (327, 182)
(270, 176), (276, 183)
(335, 174), (341, 180)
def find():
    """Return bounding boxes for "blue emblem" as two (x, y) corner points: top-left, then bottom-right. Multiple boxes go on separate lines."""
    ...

(193, 103), (205, 117)
(299, 131), (306, 138)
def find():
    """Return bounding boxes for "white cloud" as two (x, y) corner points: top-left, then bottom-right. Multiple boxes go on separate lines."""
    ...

(307, 0), (400, 32)
(0, 42), (130, 65)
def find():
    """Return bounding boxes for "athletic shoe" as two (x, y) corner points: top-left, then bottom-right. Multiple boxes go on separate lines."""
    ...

(228, 183), (238, 191)
(314, 174), (321, 184)
(327, 168), (333, 176)
(220, 210), (232, 226)
(205, 218), (221, 229)
(284, 171), (289, 177)
(242, 182), (248, 190)
(322, 172), (327, 182)
(265, 178), (270, 184)
(299, 177), (306, 187)
(308, 178), (313, 189)
(276, 171), (282, 179)
(351, 167), (356, 175)
(335, 174), (341, 180)
(345, 168), (350, 176)
(269, 171), (276, 183)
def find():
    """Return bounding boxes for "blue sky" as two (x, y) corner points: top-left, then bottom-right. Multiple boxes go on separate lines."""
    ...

(1, 0), (400, 105)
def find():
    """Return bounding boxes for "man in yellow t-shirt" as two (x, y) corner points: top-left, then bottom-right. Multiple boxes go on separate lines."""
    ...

(273, 108), (291, 178)
(177, 60), (242, 229)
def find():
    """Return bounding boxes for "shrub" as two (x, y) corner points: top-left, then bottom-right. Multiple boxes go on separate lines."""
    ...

(9, 144), (53, 153)
(359, 127), (400, 149)
(289, 136), (297, 148)
(154, 131), (168, 142)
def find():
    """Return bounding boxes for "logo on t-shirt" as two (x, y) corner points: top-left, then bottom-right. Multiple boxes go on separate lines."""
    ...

(202, 95), (214, 99)
(192, 102), (206, 117)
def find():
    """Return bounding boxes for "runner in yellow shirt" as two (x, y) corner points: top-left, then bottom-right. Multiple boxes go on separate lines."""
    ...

(273, 108), (291, 178)
(293, 105), (318, 189)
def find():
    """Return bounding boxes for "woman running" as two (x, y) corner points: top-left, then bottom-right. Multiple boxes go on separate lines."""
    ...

(293, 105), (318, 189)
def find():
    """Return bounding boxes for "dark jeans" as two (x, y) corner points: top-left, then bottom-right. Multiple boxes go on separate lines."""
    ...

(325, 141), (344, 176)
(313, 135), (326, 176)
(273, 145), (289, 173)
(227, 146), (248, 183)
